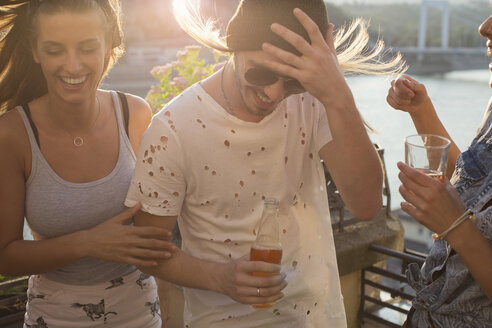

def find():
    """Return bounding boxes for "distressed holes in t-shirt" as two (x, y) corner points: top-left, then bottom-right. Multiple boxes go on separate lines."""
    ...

(261, 147), (266, 151)
(253, 192), (257, 196)
(292, 260), (298, 268)
(160, 167), (164, 172)
(224, 239), (231, 243)
(307, 310), (311, 315)
(239, 181), (244, 187)
(251, 170), (256, 175)
(283, 229), (287, 234)
(170, 125), (176, 131)
(149, 171), (154, 177)
(235, 193), (239, 198)
(309, 153), (313, 159)
(285, 157), (288, 164)
(212, 171), (217, 175)
(202, 124), (206, 128)
(294, 304), (298, 310)
(224, 140), (230, 147)
(204, 166), (209, 170)
(138, 183), (143, 194)
(173, 192), (179, 197)
(144, 150), (149, 157)
(171, 172), (175, 177)
(300, 182), (303, 189)
(197, 96), (202, 101)
(273, 308), (280, 315)
(231, 129), (236, 134)
(168, 120), (173, 125)
(247, 152), (252, 156)
(150, 145), (156, 153)
(154, 192), (158, 198)
(262, 196), (266, 200)
(302, 133), (306, 138)
(148, 157), (153, 164)
(197, 119), (202, 124)
(301, 140), (305, 145)
(164, 111), (171, 117)
(160, 136), (168, 143)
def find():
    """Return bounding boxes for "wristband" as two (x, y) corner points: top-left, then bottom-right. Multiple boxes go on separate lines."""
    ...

(432, 209), (476, 240)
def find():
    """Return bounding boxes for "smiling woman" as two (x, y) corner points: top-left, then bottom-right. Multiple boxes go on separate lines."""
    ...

(0, 1), (175, 327)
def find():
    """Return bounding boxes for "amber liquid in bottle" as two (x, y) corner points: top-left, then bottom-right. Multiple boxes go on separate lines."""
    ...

(250, 198), (282, 310)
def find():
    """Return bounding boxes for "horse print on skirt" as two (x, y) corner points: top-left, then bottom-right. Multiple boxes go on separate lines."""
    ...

(136, 272), (152, 289)
(105, 277), (124, 290)
(71, 299), (117, 322)
(25, 317), (48, 328)
(145, 297), (161, 318)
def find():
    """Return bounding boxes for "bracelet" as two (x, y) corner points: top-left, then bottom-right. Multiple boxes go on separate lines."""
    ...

(432, 209), (475, 240)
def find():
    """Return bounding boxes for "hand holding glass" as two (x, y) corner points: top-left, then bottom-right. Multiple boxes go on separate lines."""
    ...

(405, 134), (451, 182)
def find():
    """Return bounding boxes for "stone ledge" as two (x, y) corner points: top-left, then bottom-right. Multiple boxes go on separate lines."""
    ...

(334, 210), (404, 276)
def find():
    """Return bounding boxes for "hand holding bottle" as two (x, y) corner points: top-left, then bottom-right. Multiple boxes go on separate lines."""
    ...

(250, 198), (283, 309)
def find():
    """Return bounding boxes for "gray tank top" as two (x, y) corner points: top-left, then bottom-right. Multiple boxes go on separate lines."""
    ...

(19, 91), (136, 285)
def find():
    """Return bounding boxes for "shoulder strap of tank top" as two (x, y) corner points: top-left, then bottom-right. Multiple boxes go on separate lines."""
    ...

(117, 91), (130, 138)
(21, 104), (40, 147)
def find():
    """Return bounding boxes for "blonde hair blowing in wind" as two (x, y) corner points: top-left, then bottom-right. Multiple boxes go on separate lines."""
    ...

(172, 0), (407, 76)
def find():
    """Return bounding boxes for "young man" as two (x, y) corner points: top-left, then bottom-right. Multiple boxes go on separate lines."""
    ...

(125, 0), (404, 326)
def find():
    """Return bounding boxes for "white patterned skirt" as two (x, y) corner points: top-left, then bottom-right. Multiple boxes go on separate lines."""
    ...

(24, 269), (161, 328)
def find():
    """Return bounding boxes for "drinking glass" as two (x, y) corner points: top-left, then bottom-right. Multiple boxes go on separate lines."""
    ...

(405, 134), (451, 182)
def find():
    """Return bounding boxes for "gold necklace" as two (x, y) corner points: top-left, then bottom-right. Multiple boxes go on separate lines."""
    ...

(53, 96), (101, 147)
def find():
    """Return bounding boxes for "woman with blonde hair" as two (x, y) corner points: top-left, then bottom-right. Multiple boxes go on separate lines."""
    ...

(0, 1), (175, 326)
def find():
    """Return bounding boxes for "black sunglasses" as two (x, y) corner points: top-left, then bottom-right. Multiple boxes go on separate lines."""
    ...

(244, 67), (305, 94)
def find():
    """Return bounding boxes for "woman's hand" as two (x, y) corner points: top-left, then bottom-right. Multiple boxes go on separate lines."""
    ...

(82, 203), (176, 267)
(386, 75), (430, 114)
(216, 255), (287, 305)
(397, 161), (466, 235)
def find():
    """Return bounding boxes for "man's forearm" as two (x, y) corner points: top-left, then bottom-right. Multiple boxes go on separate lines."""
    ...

(138, 248), (224, 294)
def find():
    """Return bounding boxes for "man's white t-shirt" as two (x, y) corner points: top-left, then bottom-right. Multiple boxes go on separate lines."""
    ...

(126, 81), (347, 327)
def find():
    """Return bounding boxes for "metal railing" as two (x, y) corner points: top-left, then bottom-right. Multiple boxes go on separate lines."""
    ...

(360, 244), (427, 327)
(0, 276), (28, 327)
(327, 144), (391, 232)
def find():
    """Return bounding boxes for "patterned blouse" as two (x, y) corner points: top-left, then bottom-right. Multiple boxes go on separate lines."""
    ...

(406, 99), (492, 328)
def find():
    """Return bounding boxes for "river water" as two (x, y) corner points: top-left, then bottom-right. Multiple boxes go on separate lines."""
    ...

(347, 69), (491, 209)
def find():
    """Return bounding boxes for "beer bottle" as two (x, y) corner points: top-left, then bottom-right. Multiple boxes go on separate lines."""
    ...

(250, 198), (282, 310)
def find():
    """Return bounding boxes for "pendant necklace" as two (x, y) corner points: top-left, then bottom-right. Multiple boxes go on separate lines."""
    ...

(54, 96), (101, 147)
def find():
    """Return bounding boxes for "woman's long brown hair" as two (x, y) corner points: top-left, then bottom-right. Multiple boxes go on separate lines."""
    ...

(0, 0), (124, 113)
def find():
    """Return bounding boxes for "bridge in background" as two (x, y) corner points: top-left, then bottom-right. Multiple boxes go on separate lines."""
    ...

(393, 0), (488, 74)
